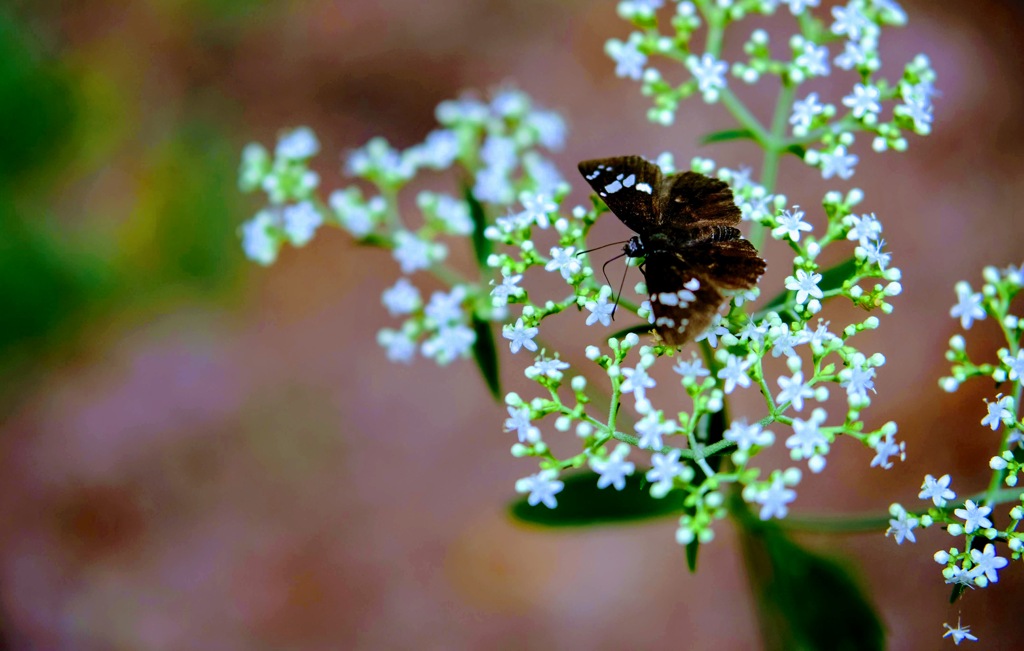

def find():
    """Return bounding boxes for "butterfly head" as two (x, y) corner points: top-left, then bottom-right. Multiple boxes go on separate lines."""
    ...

(623, 236), (645, 259)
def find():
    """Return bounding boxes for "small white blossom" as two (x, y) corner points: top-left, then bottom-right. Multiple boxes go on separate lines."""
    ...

(646, 449), (685, 497)
(516, 470), (564, 509)
(490, 271), (523, 308)
(785, 270), (824, 305)
(954, 500), (992, 534)
(942, 620), (978, 646)
(545, 246), (583, 281)
(843, 83), (882, 119)
(241, 210), (279, 265)
(382, 278), (421, 316)
(608, 37), (647, 80)
(784, 0), (820, 14)
(694, 315), (731, 348)
(503, 318), (539, 354)
(528, 356), (570, 380)
(777, 371), (814, 411)
(393, 231), (436, 274)
(474, 165), (513, 204)
(786, 409), (829, 471)
(276, 126), (319, 160)
(831, 4), (872, 41)
(517, 192), (557, 229)
(859, 239), (891, 271)
(621, 364), (657, 402)
(886, 506), (918, 544)
(505, 405), (540, 444)
(950, 282), (986, 329)
(840, 365), (876, 402)
(835, 39), (868, 71)
(673, 353), (710, 379)
(1001, 349), (1024, 382)
(919, 474), (956, 507)
(790, 92), (825, 132)
(378, 328), (417, 364)
(724, 419), (774, 452)
(424, 286), (468, 325)
(871, 432), (905, 469)
(846, 212), (882, 245)
(795, 42), (830, 77)
(406, 129), (459, 169)
(818, 144), (859, 180)
(635, 411), (676, 451)
(585, 292), (616, 327)
(686, 53), (728, 100)
(969, 543), (1008, 583)
(981, 394), (1013, 431)
(717, 354), (753, 394)
(754, 476), (797, 520)
(421, 323), (475, 364)
(434, 194), (472, 235)
(772, 207), (813, 242)
(590, 444), (636, 490)
(282, 201), (322, 246)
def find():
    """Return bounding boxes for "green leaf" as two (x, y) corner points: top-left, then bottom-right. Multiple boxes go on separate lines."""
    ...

(785, 144), (807, 158)
(740, 520), (885, 651)
(759, 255), (858, 323)
(701, 129), (756, 145)
(685, 539), (699, 572)
(471, 313), (501, 401)
(463, 184), (492, 270)
(509, 471), (687, 527)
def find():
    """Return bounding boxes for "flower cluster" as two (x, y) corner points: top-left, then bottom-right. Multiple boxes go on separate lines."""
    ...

(237, 88), (567, 366)
(608, 0), (935, 182)
(886, 265), (1024, 625)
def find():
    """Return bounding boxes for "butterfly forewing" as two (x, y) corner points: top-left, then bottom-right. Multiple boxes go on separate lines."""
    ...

(656, 171), (742, 228)
(577, 156), (662, 235)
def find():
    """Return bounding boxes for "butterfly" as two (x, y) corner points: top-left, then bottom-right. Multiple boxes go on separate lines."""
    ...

(578, 156), (766, 346)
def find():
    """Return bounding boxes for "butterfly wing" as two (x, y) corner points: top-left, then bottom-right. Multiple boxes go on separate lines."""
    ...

(682, 238), (766, 291)
(643, 250), (724, 346)
(577, 156), (662, 235)
(656, 170), (742, 228)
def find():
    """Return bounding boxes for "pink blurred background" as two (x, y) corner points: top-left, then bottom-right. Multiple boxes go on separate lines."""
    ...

(1, 1), (1023, 648)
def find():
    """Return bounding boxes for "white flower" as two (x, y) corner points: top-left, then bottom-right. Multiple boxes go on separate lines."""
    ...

(886, 506), (918, 544)
(516, 192), (557, 229)
(673, 353), (710, 379)
(795, 41), (830, 77)
(406, 129), (459, 169)
(818, 144), (859, 180)
(1001, 349), (1024, 381)
(950, 281), (986, 329)
(772, 207), (813, 242)
(843, 83), (882, 119)
(942, 619), (978, 646)
(840, 365), (876, 403)
(785, 270), (823, 305)
(503, 318), (539, 354)
(585, 292), (616, 327)
(831, 4), (872, 41)
(859, 239), (891, 271)
(981, 394), (1014, 431)
(724, 419), (774, 452)
(646, 449), (684, 497)
(754, 476), (797, 520)
(969, 543), (1008, 583)
(919, 474), (956, 507)
(282, 201), (322, 246)
(771, 328), (802, 360)
(433, 194), (473, 235)
(424, 286), (468, 325)
(545, 246), (583, 281)
(694, 314), (730, 348)
(421, 323), (475, 364)
(490, 271), (523, 308)
(635, 411), (676, 451)
(474, 165), (513, 204)
(393, 231), (436, 274)
(786, 409), (829, 471)
(777, 371), (814, 411)
(526, 110), (567, 150)
(241, 210), (279, 265)
(505, 405), (540, 444)
(528, 356), (570, 380)
(382, 278), (421, 316)
(590, 444), (635, 491)
(717, 354), (753, 394)
(621, 364), (656, 402)
(738, 320), (769, 347)
(515, 469), (564, 509)
(275, 126), (320, 160)
(480, 135), (517, 170)
(835, 40), (868, 71)
(846, 212), (882, 245)
(784, 0), (820, 14)
(954, 500), (992, 534)
(377, 328), (417, 364)
(871, 432), (905, 469)
(608, 37), (647, 80)
(686, 53), (728, 100)
(790, 92), (825, 132)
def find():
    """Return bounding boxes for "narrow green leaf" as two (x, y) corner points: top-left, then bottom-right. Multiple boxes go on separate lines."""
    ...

(471, 314), (501, 401)
(463, 184), (492, 270)
(509, 471), (687, 527)
(740, 518), (885, 651)
(701, 128), (756, 145)
(785, 144), (807, 158)
(759, 255), (858, 322)
(685, 539), (699, 572)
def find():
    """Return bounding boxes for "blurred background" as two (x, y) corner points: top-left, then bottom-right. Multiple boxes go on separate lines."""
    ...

(1, 0), (1023, 649)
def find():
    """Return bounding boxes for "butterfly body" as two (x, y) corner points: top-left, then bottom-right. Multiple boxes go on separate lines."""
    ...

(578, 156), (766, 346)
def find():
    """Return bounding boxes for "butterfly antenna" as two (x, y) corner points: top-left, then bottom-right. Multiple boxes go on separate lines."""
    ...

(599, 252), (629, 321)
(576, 240), (629, 256)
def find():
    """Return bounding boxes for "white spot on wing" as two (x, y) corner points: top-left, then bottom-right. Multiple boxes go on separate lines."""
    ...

(604, 180), (623, 194)
(623, 173), (636, 188)
(684, 278), (701, 291)
(636, 182), (652, 194)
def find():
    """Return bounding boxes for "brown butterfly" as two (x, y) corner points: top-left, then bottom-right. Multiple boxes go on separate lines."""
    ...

(578, 156), (766, 345)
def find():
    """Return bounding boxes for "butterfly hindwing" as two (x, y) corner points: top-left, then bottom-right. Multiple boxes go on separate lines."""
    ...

(577, 156), (662, 235)
(656, 171), (742, 228)
(681, 239), (766, 291)
(644, 251), (723, 347)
